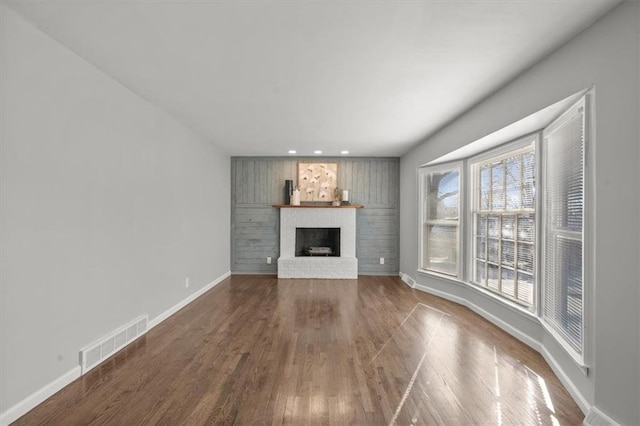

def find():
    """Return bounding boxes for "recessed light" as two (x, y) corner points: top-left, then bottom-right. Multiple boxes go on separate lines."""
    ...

(288, 150), (297, 154)
(314, 150), (322, 154)
(341, 150), (349, 155)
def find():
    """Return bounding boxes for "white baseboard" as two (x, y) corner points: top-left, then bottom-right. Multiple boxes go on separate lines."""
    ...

(540, 345), (589, 415)
(148, 271), (231, 329)
(409, 276), (622, 424)
(584, 407), (619, 426)
(0, 271), (231, 425)
(412, 281), (542, 351)
(0, 366), (81, 426)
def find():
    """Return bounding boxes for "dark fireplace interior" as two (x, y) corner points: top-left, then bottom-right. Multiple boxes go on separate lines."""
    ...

(295, 228), (341, 257)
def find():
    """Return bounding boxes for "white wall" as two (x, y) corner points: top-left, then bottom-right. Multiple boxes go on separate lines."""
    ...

(0, 5), (230, 414)
(400, 1), (639, 425)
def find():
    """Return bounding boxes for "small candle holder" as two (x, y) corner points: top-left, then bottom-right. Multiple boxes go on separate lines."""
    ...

(341, 189), (350, 205)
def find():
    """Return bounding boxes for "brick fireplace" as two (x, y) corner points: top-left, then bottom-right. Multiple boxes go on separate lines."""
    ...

(276, 206), (360, 279)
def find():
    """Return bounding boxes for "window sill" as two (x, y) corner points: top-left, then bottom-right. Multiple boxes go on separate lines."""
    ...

(416, 269), (538, 322)
(415, 269), (589, 375)
(540, 319), (589, 374)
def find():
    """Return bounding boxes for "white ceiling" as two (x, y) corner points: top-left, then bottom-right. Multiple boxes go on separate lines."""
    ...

(5, 0), (620, 157)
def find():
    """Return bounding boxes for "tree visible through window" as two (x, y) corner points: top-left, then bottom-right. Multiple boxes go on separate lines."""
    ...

(472, 143), (536, 308)
(417, 94), (589, 364)
(421, 166), (460, 276)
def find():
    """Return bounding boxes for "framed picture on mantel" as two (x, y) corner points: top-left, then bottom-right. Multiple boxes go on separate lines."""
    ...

(297, 162), (338, 202)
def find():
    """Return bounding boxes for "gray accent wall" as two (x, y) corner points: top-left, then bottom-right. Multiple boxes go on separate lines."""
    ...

(231, 157), (399, 275)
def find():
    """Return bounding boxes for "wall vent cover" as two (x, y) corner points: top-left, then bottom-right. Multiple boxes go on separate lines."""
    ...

(79, 314), (148, 375)
(401, 273), (416, 288)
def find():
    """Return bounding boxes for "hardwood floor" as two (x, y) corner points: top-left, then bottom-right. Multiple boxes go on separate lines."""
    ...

(14, 275), (583, 425)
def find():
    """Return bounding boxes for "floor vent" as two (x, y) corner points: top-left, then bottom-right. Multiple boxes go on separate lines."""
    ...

(79, 314), (148, 375)
(401, 273), (416, 288)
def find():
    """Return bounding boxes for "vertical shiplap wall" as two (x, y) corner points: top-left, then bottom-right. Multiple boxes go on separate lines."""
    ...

(231, 157), (400, 275)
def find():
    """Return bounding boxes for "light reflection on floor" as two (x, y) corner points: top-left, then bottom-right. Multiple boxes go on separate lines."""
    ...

(525, 364), (561, 426)
(494, 346), (503, 426)
(380, 303), (574, 425)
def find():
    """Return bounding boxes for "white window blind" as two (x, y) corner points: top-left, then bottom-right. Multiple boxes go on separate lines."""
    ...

(420, 165), (460, 276)
(542, 99), (586, 357)
(471, 142), (536, 308)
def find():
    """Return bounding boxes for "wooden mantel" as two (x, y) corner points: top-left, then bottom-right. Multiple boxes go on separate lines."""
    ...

(272, 204), (364, 209)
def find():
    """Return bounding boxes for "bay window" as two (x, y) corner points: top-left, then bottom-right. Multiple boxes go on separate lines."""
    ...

(418, 94), (589, 363)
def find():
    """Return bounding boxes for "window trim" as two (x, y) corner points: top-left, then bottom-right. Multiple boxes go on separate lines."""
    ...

(466, 135), (539, 311)
(415, 92), (593, 370)
(540, 95), (590, 365)
(417, 161), (464, 278)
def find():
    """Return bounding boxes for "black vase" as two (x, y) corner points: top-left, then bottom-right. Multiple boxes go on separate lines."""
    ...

(284, 180), (293, 204)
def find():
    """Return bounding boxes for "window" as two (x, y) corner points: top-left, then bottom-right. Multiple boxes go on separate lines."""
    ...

(419, 164), (461, 277)
(542, 99), (586, 357)
(417, 93), (590, 363)
(471, 140), (536, 309)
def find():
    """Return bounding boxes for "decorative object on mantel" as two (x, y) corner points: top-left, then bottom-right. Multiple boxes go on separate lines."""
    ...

(291, 187), (301, 206)
(332, 187), (342, 206)
(297, 162), (337, 202)
(341, 189), (350, 206)
(284, 180), (293, 205)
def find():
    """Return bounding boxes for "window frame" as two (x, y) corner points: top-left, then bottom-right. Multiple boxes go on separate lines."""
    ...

(540, 96), (590, 365)
(418, 161), (464, 279)
(467, 135), (539, 311)
(415, 93), (592, 369)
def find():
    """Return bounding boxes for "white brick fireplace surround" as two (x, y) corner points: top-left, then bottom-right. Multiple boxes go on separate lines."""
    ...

(277, 206), (360, 279)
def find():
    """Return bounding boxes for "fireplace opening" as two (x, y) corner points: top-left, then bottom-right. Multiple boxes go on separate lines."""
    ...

(295, 227), (341, 257)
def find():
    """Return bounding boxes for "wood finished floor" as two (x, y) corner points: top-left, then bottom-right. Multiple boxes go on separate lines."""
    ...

(14, 275), (583, 425)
